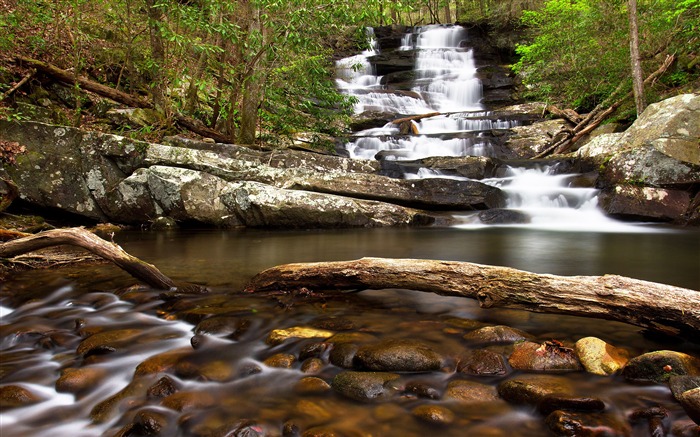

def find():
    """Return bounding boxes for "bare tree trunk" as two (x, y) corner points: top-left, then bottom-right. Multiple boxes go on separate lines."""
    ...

(145, 0), (167, 113)
(444, 0), (452, 23)
(245, 257), (700, 338)
(0, 228), (205, 292)
(628, 0), (646, 115)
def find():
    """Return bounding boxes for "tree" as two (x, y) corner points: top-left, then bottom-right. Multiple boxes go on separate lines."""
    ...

(628, 0), (645, 115)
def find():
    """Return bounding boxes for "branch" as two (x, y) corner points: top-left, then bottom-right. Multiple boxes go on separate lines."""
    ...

(245, 257), (700, 338)
(16, 56), (232, 143)
(0, 69), (36, 102)
(0, 227), (206, 292)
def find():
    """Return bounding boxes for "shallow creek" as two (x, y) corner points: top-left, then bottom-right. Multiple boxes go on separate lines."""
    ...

(1, 228), (699, 436)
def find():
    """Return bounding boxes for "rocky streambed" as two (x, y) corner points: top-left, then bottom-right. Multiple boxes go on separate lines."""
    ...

(1, 253), (700, 437)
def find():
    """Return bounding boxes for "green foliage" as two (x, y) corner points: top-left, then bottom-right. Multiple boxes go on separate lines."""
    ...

(513, 0), (700, 110)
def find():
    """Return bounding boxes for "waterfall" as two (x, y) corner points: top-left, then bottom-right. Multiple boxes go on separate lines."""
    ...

(335, 25), (649, 232)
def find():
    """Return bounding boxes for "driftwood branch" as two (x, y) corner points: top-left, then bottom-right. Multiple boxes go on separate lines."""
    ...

(16, 56), (231, 143)
(535, 54), (676, 158)
(0, 69), (36, 102)
(245, 257), (700, 337)
(0, 227), (205, 292)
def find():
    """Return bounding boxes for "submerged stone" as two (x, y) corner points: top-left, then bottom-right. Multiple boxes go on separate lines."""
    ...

(353, 339), (444, 372)
(266, 327), (335, 345)
(575, 337), (629, 376)
(331, 371), (400, 402)
(545, 410), (631, 436)
(622, 350), (700, 383)
(679, 387), (700, 425)
(411, 404), (455, 426)
(444, 379), (500, 404)
(508, 341), (583, 373)
(497, 375), (573, 406)
(456, 349), (509, 376)
(462, 325), (534, 345)
(0, 385), (44, 409)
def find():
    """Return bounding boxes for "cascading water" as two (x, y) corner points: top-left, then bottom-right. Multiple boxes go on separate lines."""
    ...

(336, 25), (649, 232)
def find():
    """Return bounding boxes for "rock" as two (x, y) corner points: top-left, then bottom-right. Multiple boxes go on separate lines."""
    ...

(331, 371), (400, 402)
(294, 377), (331, 394)
(147, 376), (180, 399)
(300, 342), (331, 361)
(353, 339), (444, 372)
(456, 349), (509, 376)
(508, 341), (583, 372)
(444, 380), (500, 403)
(264, 353), (296, 368)
(545, 410), (631, 436)
(478, 209), (531, 225)
(195, 316), (250, 339)
(161, 390), (216, 412)
(679, 387), (700, 424)
(404, 380), (441, 399)
(403, 155), (500, 180)
(56, 367), (109, 396)
(497, 375), (573, 406)
(266, 327), (335, 345)
(669, 376), (700, 400)
(622, 350), (700, 383)
(504, 119), (570, 158)
(76, 329), (142, 356)
(91, 377), (152, 423)
(537, 394), (606, 416)
(301, 358), (326, 374)
(598, 185), (691, 222)
(106, 108), (162, 128)
(411, 404), (455, 426)
(0, 384), (44, 409)
(329, 343), (359, 369)
(671, 420), (700, 436)
(0, 178), (19, 212)
(574, 337), (629, 376)
(130, 407), (174, 436)
(463, 325), (534, 345)
(134, 348), (192, 376)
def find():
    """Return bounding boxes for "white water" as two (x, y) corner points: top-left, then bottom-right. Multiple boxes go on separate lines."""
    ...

(336, 25), (659, 233)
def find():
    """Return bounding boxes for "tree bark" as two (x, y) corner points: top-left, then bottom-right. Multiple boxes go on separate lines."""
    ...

(0, 69), (35, 102)
(0, 227), (206, 292)
(245, 257), (700, 338)
(145, 0), (167, 112)
(628, 0), (646, 116)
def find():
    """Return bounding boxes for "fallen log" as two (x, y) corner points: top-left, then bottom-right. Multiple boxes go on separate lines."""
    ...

(0, 69), (35, 102)
(245, 257), (700, 338)
(16, 56), (231, 143)
(0, 227), (205, 292)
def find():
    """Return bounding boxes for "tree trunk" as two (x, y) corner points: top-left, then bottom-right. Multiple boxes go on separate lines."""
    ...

(444, 0), (452, 23)
(245, 257), (700, 338)
(145, 0), (167, 113)
(237, 75), (262, 145)
(628, 0), (646, 116)
(0, 227), (205, 292)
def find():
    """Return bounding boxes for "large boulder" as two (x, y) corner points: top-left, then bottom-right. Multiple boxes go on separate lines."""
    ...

(577, 94), (700, 224)
(1, 120), (494, 227)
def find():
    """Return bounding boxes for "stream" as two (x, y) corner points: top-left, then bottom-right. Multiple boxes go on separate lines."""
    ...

(1, 24), (700, 437)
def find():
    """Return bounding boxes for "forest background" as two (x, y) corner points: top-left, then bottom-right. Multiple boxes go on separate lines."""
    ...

(0, 0), (698, 148)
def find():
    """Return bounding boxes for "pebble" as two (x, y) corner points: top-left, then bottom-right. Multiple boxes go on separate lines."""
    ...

(575, 336), (629, 375)
(508, 341), (583, 372)
(0, 384), (44, 409)
(55, 367), (109, 396)
(497, 375), (573, 406)
(294, 377), (331, 394)
(545, 410), (631, 436)
(457, 349), (509, 376)
(332, 371), (400, 402)
(444, 379), (500, 403)
(266, 327), (335, 345)
(353, 339), (443, 372)
(264, 353), (296, 368)
(411, 404), (455, 426)
(463, 325), (535, 345)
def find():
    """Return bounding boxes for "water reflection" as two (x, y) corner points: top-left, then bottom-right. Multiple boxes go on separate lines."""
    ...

(115, 227), (700, 290)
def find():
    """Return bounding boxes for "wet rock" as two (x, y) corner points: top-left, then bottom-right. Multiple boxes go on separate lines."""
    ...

(628, 406), (670, 436)
(194, 316), (251, 339)
(331, 371), (401, 402)
(497, 375), (573, 406)
(404, 380), (441, 400)
(411, 404), (455, 426)
(679, 387), (700, 425)
(537, 394), (606, 416)
(135, 347), (193, 376)
(598, 185), (691, 222)
(462, 325), (534, 345)
(575, 337), (629, 376)
(130, 407), (174, 436)
(443, 317), (488, 331)
(300, 342), (331, 361)
(456, 349), (509, 376)
(478, 209), (531, 225)
(326, 332), (377, 345)
(310, 317), (356, 331)
(76, 328), (142, 356)
(147, 376), (180, 399)
(353, 339), (444, 372)
(0, 384), (44, 409)
(264, 353), (296, 369)
(91, 377), (151, 423)
(329, 343), (359, 369)
(186, 359), (234, 382)
(214, 420), (266, 437)
(546, 411), (631, 436)
(301, 358), (325, 374)
(294, 377), (331, 395)
(504, 119), (569, 158)
(444, 380), (500, 404)
(161, 390), (216, 412)
(293, 399), (334, 425)
(671, 420), (700, 436)
(670, 376), (700, 400)
(150, 216), (179, 230)
(237, 363), (264, 377)
(508, 341), (583, 372)
(55, 367), (109, 395)
(266, 327), (335, 345)
(622, 350), (700, 383)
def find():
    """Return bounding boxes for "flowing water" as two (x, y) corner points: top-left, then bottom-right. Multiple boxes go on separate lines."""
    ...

(1, 25), (700, 436)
